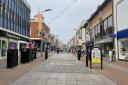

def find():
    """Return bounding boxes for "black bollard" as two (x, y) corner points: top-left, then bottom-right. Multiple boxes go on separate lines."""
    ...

(78, 49), (81, 60)
(45, 51), (48, 59)
(86, 55), (88, 67)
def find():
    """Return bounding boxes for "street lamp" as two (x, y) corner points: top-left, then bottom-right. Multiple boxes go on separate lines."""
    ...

(40, 9), (52, 58)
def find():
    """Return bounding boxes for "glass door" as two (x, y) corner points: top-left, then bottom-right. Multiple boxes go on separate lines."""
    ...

(1, 39), (7, 58)
(0, 40), (1, 58)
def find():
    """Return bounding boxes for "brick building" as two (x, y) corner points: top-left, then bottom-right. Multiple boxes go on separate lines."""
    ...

(87, 0), (114, 57)
(73, 0), (114, 57)
(30, 15), (51, 51)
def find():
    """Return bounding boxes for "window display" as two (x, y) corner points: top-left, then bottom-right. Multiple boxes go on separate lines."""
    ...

(1, 40), (7, 57)
(121, 42), (128, 56)
(119, 39), (128, 59)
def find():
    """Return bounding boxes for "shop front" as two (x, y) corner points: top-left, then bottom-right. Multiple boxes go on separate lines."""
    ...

(117, 28), (128, 60)
(0, 38), (8, 59)
(0, 30), (29, 59)
(95, 37), (114, 57)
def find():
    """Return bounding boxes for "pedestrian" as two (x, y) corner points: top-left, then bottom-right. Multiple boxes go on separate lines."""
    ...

(77, 49), (81, 60)
(109, 49), (113, 62)
(112, 49), (116, 61)
(57, 48), (59, 53)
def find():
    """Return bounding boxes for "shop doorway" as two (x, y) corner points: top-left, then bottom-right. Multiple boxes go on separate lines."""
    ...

(0, 39), (8, 59)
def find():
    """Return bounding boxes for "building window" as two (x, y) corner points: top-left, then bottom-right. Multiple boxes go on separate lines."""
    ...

(95, 26), (98, 38)
(104, 19), (108, 32)
(91, 28), (95, 40)
(108, 16), (113, 28)
(107, 16), (113, 34)
(97, 24), (100, 37)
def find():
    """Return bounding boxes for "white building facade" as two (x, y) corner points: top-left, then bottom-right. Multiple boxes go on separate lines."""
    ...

(114, 0), (128, 60)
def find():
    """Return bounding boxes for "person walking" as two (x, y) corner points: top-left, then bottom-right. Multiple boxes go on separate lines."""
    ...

(109, 49), (113, 62)
(77, 48), (81, 60)
(112, 49), (116, 61)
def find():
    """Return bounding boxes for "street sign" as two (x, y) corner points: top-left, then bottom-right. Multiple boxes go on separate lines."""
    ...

(90, 47), (103, 70)
(110, 33), (116, 38)
(91, 48), (101, 64)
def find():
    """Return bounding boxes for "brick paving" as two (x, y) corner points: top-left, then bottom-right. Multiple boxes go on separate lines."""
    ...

(11, 53), (117, 85)
(0, 52), (52, 85)
(81, 55), (128, 85)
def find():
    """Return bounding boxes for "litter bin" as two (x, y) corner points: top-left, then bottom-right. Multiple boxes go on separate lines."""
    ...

(29, 49), (34, 61)
(21, 48), (29, 63)
(7, 49), (18, 68)
(78, 49), (81, 60)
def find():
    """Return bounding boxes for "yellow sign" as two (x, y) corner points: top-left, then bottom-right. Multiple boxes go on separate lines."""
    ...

(38, 14), (43, 33)
(77, 39), (83, 46)
(91, 48), (101, 64)
(92, 58), (101, 64)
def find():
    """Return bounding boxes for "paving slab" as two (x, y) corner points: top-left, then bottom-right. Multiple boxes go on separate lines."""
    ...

(11, 53), (117, 85)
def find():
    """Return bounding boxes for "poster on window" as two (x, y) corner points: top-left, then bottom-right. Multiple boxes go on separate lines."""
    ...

(91, 47), (101, 64)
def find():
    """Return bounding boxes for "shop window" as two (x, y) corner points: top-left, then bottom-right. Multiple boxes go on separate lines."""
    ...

(1, 40), (7, 57)
(120, 41), (128, 59)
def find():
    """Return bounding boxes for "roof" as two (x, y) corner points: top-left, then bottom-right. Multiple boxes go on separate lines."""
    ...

(88, 0), (112, 22)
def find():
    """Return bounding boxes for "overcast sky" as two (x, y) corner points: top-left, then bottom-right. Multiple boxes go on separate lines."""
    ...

(27, 0), (104, 44)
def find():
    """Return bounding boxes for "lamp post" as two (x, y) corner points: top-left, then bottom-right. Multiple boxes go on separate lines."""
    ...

(86, 21), (90, 67)
(40, 9), (52, 59)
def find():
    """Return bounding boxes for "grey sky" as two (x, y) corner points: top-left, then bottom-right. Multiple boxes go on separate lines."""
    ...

(27, 0), (104, 43)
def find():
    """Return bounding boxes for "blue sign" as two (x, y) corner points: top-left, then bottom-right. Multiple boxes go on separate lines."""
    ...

(110, 34), (116, 38)
(117, 28), (128, 39)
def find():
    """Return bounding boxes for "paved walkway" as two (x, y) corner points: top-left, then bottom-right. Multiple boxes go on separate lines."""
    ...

(81, 55), (128, 85)
(11, 53), (117, 85)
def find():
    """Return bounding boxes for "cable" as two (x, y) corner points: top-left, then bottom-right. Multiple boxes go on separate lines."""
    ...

(48, 0), (78, 25)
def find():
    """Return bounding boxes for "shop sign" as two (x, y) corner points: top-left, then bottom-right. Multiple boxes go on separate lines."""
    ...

(91, 47), (101, 64)
(90, 47), (103, 70)
(110, 34), (116, 38)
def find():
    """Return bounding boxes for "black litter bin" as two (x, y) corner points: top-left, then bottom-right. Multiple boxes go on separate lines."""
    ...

(78, 50), (81, 60)
(21, 48), (29, 63)
(21, 48), (35, 63)
(29, 49), (34, 61)
(7, 49), (18, 68)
